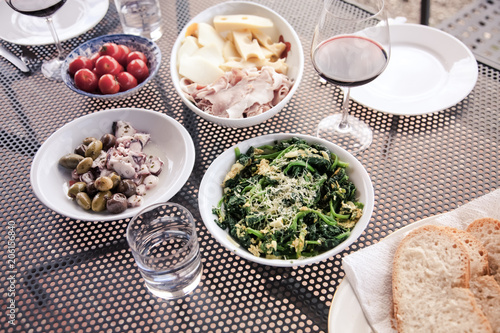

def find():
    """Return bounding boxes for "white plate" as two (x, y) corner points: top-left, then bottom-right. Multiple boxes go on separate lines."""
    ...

(30, 108), (196, 221)
(198, 133), (374, 267)
(0, 0), (109, 45)
(329, 278), (372, 333)
(328, 215), (439, 332)
(350, 24), (478, 115)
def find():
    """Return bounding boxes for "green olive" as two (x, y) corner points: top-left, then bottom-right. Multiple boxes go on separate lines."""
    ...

(59, 153), (84, 169)
(109, 173), (121, 189)
(85, 140), (103, 160)
(83, 137), (97, 145)
(75, 192), (91, 210)
(68, 182), (86, 198)
(91, 191), (112, 212)
(94, 176), (113, 191)
(76, 157), (93, 174)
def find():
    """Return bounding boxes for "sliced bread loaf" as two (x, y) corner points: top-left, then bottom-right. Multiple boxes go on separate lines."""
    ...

(442, 226), (499, 333)
(470, 275), (500, 333)
(467, 218), (500, 284)
(392, 225), (492, 333)
(442, 226), (489, 277)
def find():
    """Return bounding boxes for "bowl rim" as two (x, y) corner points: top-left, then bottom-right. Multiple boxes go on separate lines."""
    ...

(62, 34), (161, 99)
(198, 133), (375, 267)
(30, 108), (195, 221)
(170, 1), (305, 127)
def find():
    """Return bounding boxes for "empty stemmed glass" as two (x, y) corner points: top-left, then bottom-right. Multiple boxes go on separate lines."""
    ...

(311, 0), (390, 153)
(5, 0), (68, 80)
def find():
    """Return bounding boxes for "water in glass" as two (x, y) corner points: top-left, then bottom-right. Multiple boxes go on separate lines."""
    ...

(127, 203), (202, 299)
(115, 0), (163, 40)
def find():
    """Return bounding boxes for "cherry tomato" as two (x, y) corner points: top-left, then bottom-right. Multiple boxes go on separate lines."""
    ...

(127, 59), (149, 82)
(117, 72), (138, 91)
(68, 56), (93, 75)
(95, 55), (122, 76)
(116, 44), (131, 66)
(99, 42), (122, 59)
(74, 68), (98, 92)
(127, 51), (148, 65)
(89, 52), (100, 67)
(98, 74), (120, 94)
(114, 63), (124, 75)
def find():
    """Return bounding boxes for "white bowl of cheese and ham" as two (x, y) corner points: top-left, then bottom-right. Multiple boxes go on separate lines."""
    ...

(170, 1), (304, 128)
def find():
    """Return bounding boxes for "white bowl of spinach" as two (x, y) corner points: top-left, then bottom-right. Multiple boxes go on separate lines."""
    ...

(199, 134), (374, 267)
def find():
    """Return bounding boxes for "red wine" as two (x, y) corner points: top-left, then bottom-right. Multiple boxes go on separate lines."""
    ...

(312, 36), (388, 87)
(6, 0), (67, 18)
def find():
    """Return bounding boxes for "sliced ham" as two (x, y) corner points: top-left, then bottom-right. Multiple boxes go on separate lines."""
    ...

(180, 66), (293, 119)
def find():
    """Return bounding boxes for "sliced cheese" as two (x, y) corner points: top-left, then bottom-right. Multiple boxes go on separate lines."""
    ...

(220, 59), (258, 71)
(232, 30), (265, 61)
(179, 55), (224, 85)
(260, 46), (275, 60)
(213, 14), (274, 33)
(222, 40), (241, 61)
(220, 58), (288, 74)
(252, 29), (273, 46)
(197, 22), (225, 52)
(263, 58), (288, 74)
(185, 23), (198, 37)
(178, 16), (290, 84)
(177, 36), (200, 68)
(252, 29), (286, 57)
(193, 44), (224, 66)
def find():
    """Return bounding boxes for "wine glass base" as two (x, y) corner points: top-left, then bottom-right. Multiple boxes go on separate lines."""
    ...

(41, 57), (64, 81)
(316, 114), (372, 154)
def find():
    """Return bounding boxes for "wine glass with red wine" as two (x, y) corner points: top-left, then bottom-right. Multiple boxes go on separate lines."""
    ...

(311, 0), (390, 153)
(5, 0), (68, 80)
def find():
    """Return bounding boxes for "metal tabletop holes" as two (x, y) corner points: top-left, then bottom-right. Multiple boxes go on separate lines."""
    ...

(1, 0), (498, 332)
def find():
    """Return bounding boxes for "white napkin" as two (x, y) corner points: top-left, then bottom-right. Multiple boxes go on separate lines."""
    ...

(342, 188), (500, 333)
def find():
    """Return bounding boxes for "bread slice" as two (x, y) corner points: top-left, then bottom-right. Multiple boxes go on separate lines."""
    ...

(467, 218), (500, 284)
(470, 275), (500, 333)
(442, 226), (499, 332)
(442, 226), (489, 277)
(392, 225), (492, 333)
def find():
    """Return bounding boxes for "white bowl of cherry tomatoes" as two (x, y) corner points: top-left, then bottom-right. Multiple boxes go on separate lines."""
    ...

(62, 34), (161, 99)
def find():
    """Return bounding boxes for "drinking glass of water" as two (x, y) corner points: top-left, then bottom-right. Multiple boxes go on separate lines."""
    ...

(114, 0), (163, 41)
(127, 202), (203, 300)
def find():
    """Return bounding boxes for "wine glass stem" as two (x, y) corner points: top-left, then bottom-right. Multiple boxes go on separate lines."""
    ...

(339, 87), (351, 130)
(45, 16), (64, 59)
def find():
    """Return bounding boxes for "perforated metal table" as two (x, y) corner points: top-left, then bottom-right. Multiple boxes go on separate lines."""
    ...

(1, 1), (498, 332)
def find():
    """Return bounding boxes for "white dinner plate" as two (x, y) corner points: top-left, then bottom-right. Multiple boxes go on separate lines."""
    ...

(0, 0), (109, 46)
(329, 278), (372, 333)
(350, 24), (478, 116)
(328, 215), (439, 332)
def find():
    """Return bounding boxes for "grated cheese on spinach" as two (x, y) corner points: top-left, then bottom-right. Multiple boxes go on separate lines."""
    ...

(213, 137), (364, 260)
